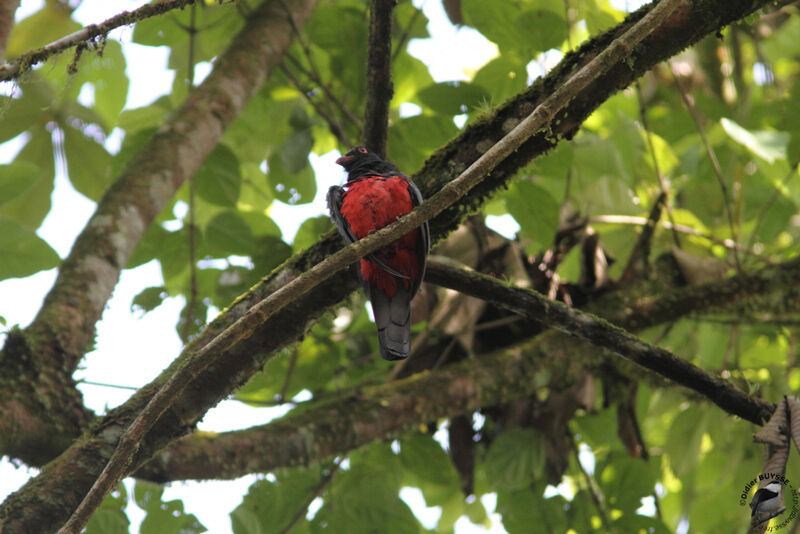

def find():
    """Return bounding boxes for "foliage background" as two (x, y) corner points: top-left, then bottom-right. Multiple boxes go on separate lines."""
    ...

(1, 0), (799, 532)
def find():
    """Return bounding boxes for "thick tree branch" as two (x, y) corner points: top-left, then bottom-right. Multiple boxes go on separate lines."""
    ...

(0, 0), (203, 81)
(362, 0), (395, 156)
(0, 0), (316, 472)
(424, 261), (775, 425)
(1, 0), (784, 529)
(61, 4), (682, 529)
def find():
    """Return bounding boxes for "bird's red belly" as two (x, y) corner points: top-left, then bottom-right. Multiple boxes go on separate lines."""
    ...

(340, 176), (421, 297)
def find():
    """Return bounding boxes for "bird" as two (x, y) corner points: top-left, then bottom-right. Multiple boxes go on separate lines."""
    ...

(327, 146), (430, 361)
(750, 481), (783, 518)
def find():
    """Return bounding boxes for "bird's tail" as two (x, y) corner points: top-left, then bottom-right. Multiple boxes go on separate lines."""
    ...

(368, 283), (411, 360)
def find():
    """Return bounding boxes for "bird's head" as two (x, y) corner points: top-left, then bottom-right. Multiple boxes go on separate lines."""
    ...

(336, 146), (398, 179)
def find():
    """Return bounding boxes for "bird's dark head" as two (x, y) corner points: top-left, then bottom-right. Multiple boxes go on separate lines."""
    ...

(336, 146), (398, 179)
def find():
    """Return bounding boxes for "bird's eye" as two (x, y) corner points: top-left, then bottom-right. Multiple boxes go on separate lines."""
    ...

(358, 147), (368, 154)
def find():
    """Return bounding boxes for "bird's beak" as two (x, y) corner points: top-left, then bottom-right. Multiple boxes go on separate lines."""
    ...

(336, 155), (352, 166)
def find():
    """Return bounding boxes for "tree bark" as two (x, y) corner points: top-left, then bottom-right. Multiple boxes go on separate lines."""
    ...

(0, 0), (790, 530)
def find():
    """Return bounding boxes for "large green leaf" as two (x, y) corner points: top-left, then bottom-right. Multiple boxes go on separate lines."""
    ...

(503, 179), (560, 251)
(85, 484), (129, 534)
(720, 118), (789, 163)
(62, 126), (112, 201)
(399, 432), (460, 507)
(417, 81), (490, 116)
(195, 144), (242, 208)
(472, 56), (528, 104)
(462, 0), (567, 55)
(0, 130), (54, 229)
(231, 466), (323, 534)
(0, 162), (41, 206)
(204, 211), (255, 258)
(134, 481), (206, 534)
(0, 217), (60, 280)
(266, 152), (317, 206)
(495, 490), (568, 534)
(312, 457), (420, 534)
(44, 40), (129, 130)
(6, 4), (81, 58)
(485, 428), (546, 492)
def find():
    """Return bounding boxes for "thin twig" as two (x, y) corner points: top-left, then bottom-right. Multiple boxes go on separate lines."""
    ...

(590, 214), (765, 259)
(748, 167), (797, 250)
(279, 459), (343, 534)
(636, 82), (681, 247)
(284, 52), (363, 131)
(0, 0), (204, 82)
(182, 3), (199, 343)
(58, 3), (684, 530)
(570, 437), (611, 531)
(670, 62), (742, 272)
(277, 345), (300, 403)
(620, 191), (666, 283)
(362, 0), (395, 155)
(279, 62), (352, 147)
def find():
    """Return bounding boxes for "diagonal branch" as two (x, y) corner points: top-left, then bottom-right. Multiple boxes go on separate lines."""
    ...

(0, 0), (317, 468)
(362, 0), (395, 156)
(424, 260), (774, 424)
(1, 0), (786, 530)
(0, 0), (202, 82)
(61, 3), (684, 529)
(135, 256), (800, 483)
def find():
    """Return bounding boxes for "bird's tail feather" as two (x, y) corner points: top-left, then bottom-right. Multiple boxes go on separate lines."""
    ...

(369, 284), (411, 360)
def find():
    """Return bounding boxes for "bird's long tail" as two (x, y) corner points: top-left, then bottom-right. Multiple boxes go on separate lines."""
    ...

(368, 283), (411, 360)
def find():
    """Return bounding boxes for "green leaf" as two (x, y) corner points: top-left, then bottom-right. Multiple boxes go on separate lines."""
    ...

(515, 10), (568, 54)
(205, 211), (256, 257)
(388, 114), (460, 173)
(597, 452), (660, 513)
(196, 144), (242, 207)
(462, 0), (566, 55)
(495, 490), (567, 534)
(313, 459), (420, 534)
(281, 127), (314, 174)
(485, 428), (546, 492)
(44, 40), (129, 129)
(0, 162), (41, 206)
(399, 433), (460, 507)
(266, 152), (316, 206)
(85, 484), (129, 534)
(665, 407), (707, 477)
(472, 56), (528, 103)
(293, 215), (331, 252)
(503, 180), (559, 251)
(232, 466), (323, 534)
(0, 217), (60, 280)
(417, 81), (490, 116)
(62, 126), (112, 201)
(720, 118), (789, 163)
(118, 98), (172, 133)
(0, 90), (50, 143)
(0, 130), (55, 229)
(132, 286), (168, 314)
(135, 481), (206, 534)
(572, 406), (617, 449)
(6, 5), (81, 57)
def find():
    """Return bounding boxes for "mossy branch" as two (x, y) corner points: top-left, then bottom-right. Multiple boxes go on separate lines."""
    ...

(0, 0), (211, 82)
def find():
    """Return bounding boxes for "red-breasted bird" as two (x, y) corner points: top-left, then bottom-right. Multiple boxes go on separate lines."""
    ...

(327, 146), (430, 360)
